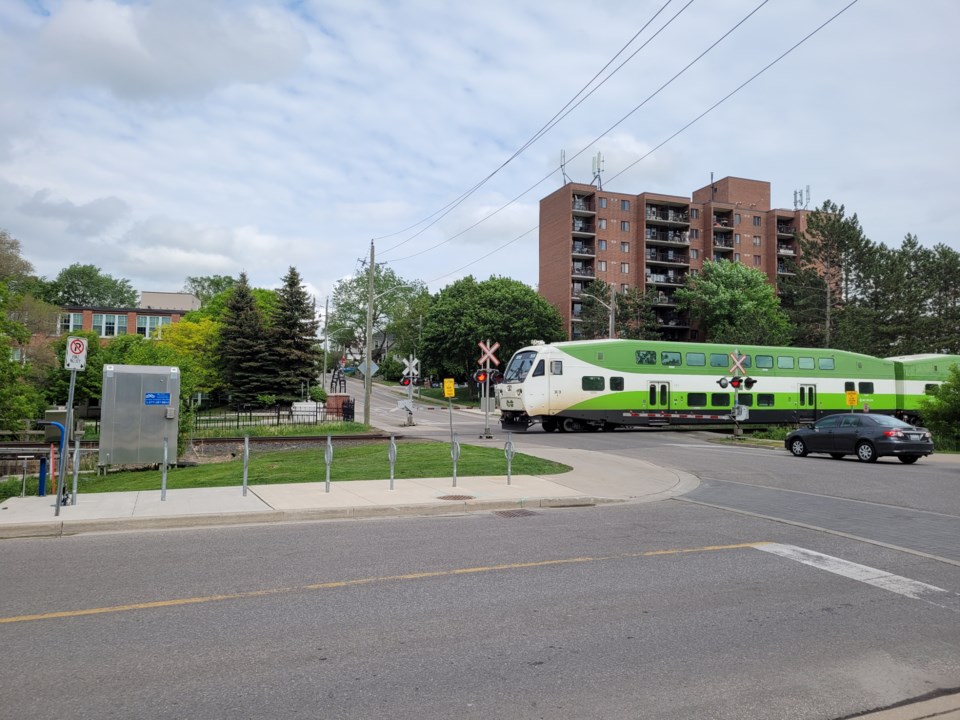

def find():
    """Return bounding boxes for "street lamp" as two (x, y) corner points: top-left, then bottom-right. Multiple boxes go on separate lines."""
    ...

(581, 289), (617, 339)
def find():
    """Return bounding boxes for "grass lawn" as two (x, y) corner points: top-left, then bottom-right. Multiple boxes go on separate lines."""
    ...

(46, 442), (571, 495)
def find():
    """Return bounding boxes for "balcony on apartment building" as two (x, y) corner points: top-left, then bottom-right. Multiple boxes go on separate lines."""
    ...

(712, 237), (734, 250)
(571, 241), (595, 257)
(645, 248), (688, 266)
(645, 228), (690, 245)
(571, 218), (595, 235)
(776, 223), (795, 237)
(712, 212), (733, 227)
(645, 204), (690, 225)
(776, 243), (796, 256)
(653, 291), (677, 306)
(572, 195), (595, 214)
(777, 261), (796, 276)
(655, 310), (689, 328)
(572, 263), (595, 278)
(645, 269), (685, 286)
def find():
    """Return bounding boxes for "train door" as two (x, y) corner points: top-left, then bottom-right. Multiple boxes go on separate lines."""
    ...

(798, 383), (817, 422)
(649, 382), (670, 414)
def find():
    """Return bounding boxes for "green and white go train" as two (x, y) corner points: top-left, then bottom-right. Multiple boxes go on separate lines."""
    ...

(495, 339), (960, 432)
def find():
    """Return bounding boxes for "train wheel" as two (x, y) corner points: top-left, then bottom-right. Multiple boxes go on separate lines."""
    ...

(561, 417), (581, 433)
(542, 419), (558, 433)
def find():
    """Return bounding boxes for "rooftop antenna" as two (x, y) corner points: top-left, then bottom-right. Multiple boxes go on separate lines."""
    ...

(592, 152), (604, 190)
(560, 150), (571, 184)
(805, 185), (811, 209)
(711, 171), (716, 197)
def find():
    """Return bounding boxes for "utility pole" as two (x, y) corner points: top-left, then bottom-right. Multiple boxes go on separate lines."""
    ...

(364, 240), (375, 426)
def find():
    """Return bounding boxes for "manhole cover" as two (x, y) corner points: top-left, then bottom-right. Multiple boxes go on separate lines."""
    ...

(437, 495), (475, 501)
(493, 509), (538, 518)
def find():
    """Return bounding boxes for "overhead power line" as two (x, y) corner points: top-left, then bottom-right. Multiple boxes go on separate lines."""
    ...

(376, 0), (689, 255)
(414, 0), (860, 284)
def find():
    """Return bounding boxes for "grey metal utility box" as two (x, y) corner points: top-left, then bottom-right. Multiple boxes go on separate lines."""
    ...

(99, 365), (180, 466)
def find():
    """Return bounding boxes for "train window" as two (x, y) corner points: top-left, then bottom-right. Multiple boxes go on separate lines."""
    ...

(661, 352), (682, 366)
(757, 394), (775, 406)
(819, 357), (835, 370)
(740, 355), (752, 368)
(688, 392), (707, 407)
(635, 350), (656, 365)
(686, 353), (705, 366)
(710, 354), (727, 367)
(711, 393), (730, 407)
(858, 382), (874, 394)
(798, 357), (815, 369)
(550, 361), (563, 375)
(738, 394), (753, 406)
(778, 356), (795, 369)
(755, 355), (773, 369)
(925, 384), (938, 394)
(582, 376), (604, 391)
(845, 381), (855, 391)
(611, 377), (624, 391)
(532, 360), (545, 377)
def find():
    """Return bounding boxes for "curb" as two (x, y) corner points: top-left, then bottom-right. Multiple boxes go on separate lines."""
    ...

(0, 495), (620, 539)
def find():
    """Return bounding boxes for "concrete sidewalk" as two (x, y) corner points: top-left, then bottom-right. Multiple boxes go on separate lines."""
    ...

(0, 445), (700, 539)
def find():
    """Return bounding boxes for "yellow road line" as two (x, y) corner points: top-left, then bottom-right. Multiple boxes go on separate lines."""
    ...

(0, 541), (766, 625)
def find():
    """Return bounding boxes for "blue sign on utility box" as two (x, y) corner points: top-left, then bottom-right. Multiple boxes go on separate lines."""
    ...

(144, 392), (171, 406)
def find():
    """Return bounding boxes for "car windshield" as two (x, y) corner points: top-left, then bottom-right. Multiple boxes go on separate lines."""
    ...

(502, 350), (538, 383)
(864, 414), (913, 428)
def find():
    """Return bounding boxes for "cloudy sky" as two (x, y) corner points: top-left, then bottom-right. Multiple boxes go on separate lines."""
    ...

(2, 0), (957, 306)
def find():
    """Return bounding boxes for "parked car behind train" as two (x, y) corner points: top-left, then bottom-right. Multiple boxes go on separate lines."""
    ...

(785, 413), (934, 464)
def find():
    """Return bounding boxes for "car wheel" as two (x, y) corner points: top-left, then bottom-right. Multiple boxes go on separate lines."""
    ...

(789, 438), (808, 457)
(856, 441), (877, 463)
(898, 455), (920, 464)
(830, 453), (845, 459)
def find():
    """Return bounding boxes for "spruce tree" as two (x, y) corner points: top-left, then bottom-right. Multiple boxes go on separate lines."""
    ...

(267, 267), (320, 404)
(218, 273), (271, 408)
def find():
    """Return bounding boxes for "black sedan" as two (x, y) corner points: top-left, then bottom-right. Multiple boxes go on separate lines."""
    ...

(785, 412), (934, 464)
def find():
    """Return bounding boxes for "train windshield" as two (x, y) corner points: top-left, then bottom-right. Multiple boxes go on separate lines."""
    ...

(503, 351), (538, 383)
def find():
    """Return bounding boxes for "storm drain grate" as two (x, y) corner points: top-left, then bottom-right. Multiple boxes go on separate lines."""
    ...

(437, 495), (475, 501)
(493, 509), (538, 518)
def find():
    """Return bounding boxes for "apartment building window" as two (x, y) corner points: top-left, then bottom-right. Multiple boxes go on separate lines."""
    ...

(599, 197), (608, 209)
(621, 262), (630, 273)
(691, 248), (699, 259)
(690, 228), (699, 239)
(597, 218), (606, 230)
(598, 260), (607, 272)
(137, 315), (171, 337)
(753, 236), (761, 246)
(621, 221), (630, 232)
(58, 312), (83, 335)
(598, 239), (607, 250)
(621, 283), (629, 293)
(92, 313), (128, 338)
(621, 242), (630, 252)
(734, 253), (741, 262)
(735, 234), (741, 244)
(753, 255), (762, 266)
(620, 199), (631, 211)
(735, 213), (741, 225)
(691, 208), (699, 219)
(753, 216), (762, 226)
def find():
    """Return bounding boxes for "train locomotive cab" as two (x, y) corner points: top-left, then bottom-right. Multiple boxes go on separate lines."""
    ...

(496, 348), (543, 431)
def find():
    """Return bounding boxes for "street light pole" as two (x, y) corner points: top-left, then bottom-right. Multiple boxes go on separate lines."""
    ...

(364, 240), (375, 426)
(582, 289), (617, 339)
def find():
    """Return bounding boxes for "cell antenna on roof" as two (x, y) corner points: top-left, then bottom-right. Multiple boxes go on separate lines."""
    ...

(805, 185), (811, 209)
(592, 152), (604, 190)
(561, 150), (571, 184)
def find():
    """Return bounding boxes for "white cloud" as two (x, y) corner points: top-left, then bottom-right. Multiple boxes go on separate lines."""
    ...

(0, 0), (957, 303)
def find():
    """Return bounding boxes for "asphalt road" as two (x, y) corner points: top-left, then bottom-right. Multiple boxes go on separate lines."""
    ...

(1, 384), (958, 719)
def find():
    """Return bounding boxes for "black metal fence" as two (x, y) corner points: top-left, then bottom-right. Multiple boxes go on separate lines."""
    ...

(193, 401), (355, 431)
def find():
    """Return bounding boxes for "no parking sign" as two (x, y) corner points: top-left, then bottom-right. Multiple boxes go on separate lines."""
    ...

(65, 336), (88, 371)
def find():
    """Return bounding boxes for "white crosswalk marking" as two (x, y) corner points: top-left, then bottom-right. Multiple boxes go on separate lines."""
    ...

(756, 543), (956, 607)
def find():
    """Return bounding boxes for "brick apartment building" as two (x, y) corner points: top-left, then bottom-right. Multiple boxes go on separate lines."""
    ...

(539, 176), (807, 340)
